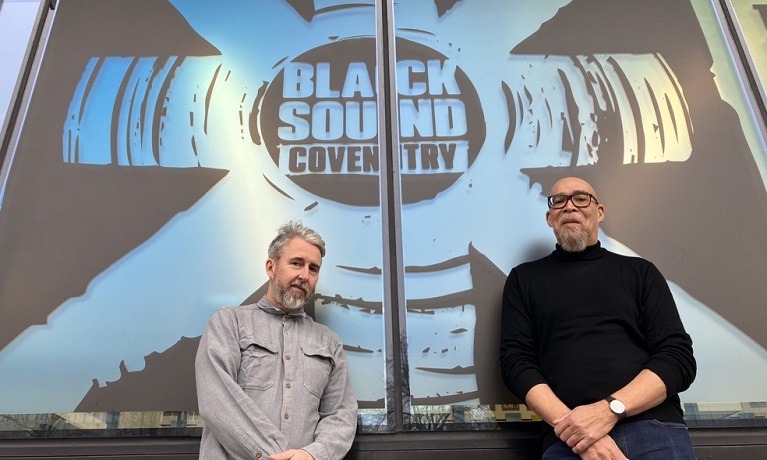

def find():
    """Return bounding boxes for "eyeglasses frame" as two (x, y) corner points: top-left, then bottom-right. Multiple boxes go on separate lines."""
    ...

(547, 193), (599, 210)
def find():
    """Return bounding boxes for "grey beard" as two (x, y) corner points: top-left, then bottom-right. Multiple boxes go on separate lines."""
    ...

(277, 287), (308, 312)
(558, 228), (588, 252)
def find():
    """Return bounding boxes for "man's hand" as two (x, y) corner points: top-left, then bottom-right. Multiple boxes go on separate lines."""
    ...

(553, 401), (618, 454)
(579, 435), (628, 460)
(268, 449), (314, 460)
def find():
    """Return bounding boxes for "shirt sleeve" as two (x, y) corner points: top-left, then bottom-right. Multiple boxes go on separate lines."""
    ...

(195, 308), (289, 458)
(300, 338), (358, 460)
(639, 263), (697, 396)
(499, 268), (548, 402)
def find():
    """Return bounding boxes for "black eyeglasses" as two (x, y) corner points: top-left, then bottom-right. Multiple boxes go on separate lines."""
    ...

(547, 193), (599, 209)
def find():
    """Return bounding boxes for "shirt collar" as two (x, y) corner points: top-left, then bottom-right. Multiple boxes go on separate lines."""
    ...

(257, 295), (307, 318)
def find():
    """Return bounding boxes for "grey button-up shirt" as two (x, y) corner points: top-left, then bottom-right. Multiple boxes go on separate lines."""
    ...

(196, 297), (358, 459)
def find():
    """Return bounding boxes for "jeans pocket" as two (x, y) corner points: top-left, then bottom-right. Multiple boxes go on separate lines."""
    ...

(649, 419), (688, 430)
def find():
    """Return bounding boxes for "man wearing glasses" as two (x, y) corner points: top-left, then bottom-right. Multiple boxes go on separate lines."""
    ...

(500, 177), (697, 459)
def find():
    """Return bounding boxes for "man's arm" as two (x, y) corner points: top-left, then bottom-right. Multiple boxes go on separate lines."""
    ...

(639, 263), (696, 395)
(554, 262), (695, 454)
(196, 308), (289, 458)
(269, 450), (314, 460)
(300, 339), (358, 460)
(504, 270), (628, 460)
(526, 384), (627, 460)
(553, 369), (666, 453)
(525, 383), (570, 425)
(499, 269), (549, 403)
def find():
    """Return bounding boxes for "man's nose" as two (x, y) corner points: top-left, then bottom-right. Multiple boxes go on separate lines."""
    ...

(562, 198), (578, 211)
(297, 266), (309, 280)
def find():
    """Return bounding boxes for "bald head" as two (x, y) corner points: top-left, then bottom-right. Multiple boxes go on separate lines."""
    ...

(550, 177), (598, 198)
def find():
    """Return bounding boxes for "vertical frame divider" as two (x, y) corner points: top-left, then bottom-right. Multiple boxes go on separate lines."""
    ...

(375, 0), (410, 433)
(715, 0), (767, 148)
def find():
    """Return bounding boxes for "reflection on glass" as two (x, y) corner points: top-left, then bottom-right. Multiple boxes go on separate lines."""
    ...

(0, 412), (202, 432)
(0, 0), (41, 130)
(3, 403), (767, 435)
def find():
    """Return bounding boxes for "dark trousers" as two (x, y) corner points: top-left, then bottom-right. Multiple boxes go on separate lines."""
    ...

(542, 419), (696, 460)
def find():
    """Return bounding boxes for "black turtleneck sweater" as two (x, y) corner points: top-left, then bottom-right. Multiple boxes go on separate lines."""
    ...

(500, 242), (696, 446)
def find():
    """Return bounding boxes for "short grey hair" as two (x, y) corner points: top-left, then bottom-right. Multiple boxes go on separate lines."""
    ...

(268, 221), (326, 259)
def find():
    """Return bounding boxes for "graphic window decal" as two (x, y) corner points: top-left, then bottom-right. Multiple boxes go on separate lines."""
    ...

(393, 0), (767, 424)
(0, 0), (766, 433)
(0, 0), (388, 420)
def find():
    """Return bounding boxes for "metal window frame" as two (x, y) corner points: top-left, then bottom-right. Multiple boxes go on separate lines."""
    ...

(0, 0), (56, 208)
(714, 0), (767, 171)
(375, 0), (410, 433)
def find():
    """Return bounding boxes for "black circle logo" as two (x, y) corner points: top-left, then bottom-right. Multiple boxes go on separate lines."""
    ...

(260, 37), (485, 206)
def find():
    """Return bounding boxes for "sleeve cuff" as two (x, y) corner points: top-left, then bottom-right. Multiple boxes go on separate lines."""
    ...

(301, 442), (327, 460)
(514, 368), (547, 402)
(644, 359), (680, 395)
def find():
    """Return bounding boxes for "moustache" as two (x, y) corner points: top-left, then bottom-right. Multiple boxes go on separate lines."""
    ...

(290, 280), (309, 292)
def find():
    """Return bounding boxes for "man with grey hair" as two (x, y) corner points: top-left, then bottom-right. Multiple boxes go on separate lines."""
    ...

(196, 221), (357, 460)
(500, 177), (696, 459)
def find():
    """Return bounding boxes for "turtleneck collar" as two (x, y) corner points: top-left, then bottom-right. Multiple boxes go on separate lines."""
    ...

(553, 241), (606, 261)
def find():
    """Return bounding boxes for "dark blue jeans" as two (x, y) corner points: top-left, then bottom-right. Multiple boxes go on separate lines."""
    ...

(542, 420), (696, 459)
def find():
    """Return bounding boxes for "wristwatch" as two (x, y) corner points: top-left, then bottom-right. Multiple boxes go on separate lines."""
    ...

(604, 396), (627, 419)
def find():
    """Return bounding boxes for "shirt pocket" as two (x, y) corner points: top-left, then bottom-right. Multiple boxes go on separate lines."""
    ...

(238, 336), (278, 390)
(301, 344), (333, 398)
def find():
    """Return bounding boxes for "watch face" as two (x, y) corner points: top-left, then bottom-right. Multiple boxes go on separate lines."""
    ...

(610, 399), (626, 414)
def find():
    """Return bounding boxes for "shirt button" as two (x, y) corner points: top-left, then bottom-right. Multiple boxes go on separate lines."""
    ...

(256, 452), (262, 459)
(284, 412), (289, 420)
(285, 355), (291, 361)
(286, 383), (291, 389)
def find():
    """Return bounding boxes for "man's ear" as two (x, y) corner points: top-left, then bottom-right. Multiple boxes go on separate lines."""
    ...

(265, 258), (275, 280)
(546, 210), (554, 228)
(597, 204), (606, 223)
